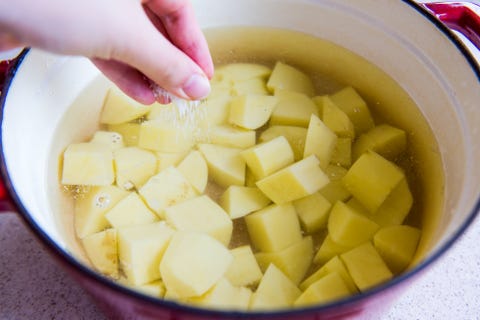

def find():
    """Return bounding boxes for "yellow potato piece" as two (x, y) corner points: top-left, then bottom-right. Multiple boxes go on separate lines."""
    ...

(62, 142), (114, 186)
(177, 150), (208, 194)
(294, 272), (351, 307)
(74, 185), (129, 238)
(219, 186), (271, 219)
(250, 264), (302, 310)
(255, 236), (313, 285)
(135, 280), (166, 298)
(319, 165), (351, 204)
(352, 124), (407, 161)
(340, 242), (393, 291)
(160, 231), (233, 298)
(244, 203), (302, 253)
(318, 95), (355, 139)
(266, 61), (315, 96)
(90, 131), (124, 150)
(213, 63), (272, 82)
(303, 114), (337, 169)
(100, 87), (151, 124)
(207, 124), (256, 149)
(198, 143), (246, 187)
(138, 119), (194, 153)
(118, 221), (175, 286)
(241, 136), (294, 179)
(231, 78), (270, 96)
(224, 245), (263, 287)
(104, 192), (158, 228)
(256, 155), (330, 205)
(164, 195), (233, 246)
(229, 94), (278, 129)
(189, 278), (252, 311)
(373, 225), (421, 274)
(107, 122), (141, 147)
(293, 192), (332, 233)
(313, 235), (351, 266)
(82, 229), (119, 279)
(114, 147), (157, 190)
(269, 90), (319, 127)
(331, 137), (352, 168)
(155, 151), (188, 172)
(259, 125), (307, 161)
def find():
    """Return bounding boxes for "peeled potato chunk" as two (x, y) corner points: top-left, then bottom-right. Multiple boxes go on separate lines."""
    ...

(219, 186), (271, 219)
(164, 195), (233, 246)
(266, 61), (315, 96)
(138, 166), (197, 218)
(107, 122), (141, 147)
(241, 136), (294, 179)
(213, 63), (272, 82)
(62, 142), (114, 186)
(82, 229), (119, 279)
(105, 192), (158, 228)
(156, 151), (188, 172)
(250, 264), (302, 310)
(207, 125), (256, 149)
(303, 114), (337, 169)
(342, 151), (406, 213)
(293, 192), (332, 234)
(331, 137), (352, 168)
(138, 119), (194, 153)
(294, 272), (351, 307)
(255, 236), (313, 285)
(160, 232), (233, 298)
(100, 87), (151, 124)
(256, 155), (330, 205)
(224, 245), (263, 287)
(90, 131), (124, 150)
(229, 94), (278, 130)
(340, 242), (393, 291)
(318, 95), (355, 139)
(259, 125), (307, 161)
(313, 235), (351, 266)
(75, 185), (129, 238)
(177, 150), (208, 194)
(135, 280), (166, 298)
(352, 124), (407, 161)
(244, 203), (302, 253)
(231, 78), (270, 96)
(189, 278), (252, 311)
(319, 165), (351, 204)
(373, 225), (421, 274)
(118, 221), (175, 286)
(269, 90), (319, 127)
(114, 147), (157, 190)
(198, 144), (246, 187)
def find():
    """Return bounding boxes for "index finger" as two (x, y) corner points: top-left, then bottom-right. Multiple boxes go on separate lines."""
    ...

(143, 0), (214, 78)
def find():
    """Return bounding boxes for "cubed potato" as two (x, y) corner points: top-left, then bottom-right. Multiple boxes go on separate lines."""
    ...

(213, 63), (272, 82)
(202, 95), (232, 125)
(229, 94), (278, 130)
(294, 272), (351, 307)
(250, 264), (302, 310)
(105, 192), (158, 228)
(293, 192), (332, 233)
(107, 122), (141, 147)
(156, 151), (188, 172)
(198, 144), (246, 187)
(135, 280), (166, 298)
(62, 142), (114, 186)
(231, 78), (270, 96)
(189, 278), (252, 310)
(219, 186), (271, 219)
(329, 87), (374, 135)
(319, 165), (351, 204)
(313, 235), (351, 266)
(256, 155), (330, 205)
(164, 195), (233, 246)
(138, 166), (197, 217)
(82, 229), (119, 279)
(301, 255), (357, 293)
(317, 96), (355, 139)
(177, 150), (208, 193)
(160, 231), (233, 298)
(331, 138), (352, 168)
(259, 125), (307, 161)
(118, 221), (175, 285)
(373, 225), (421, 273)
(100, 87), (151, 124)
(90, 131), (124, 150)
(340, 242), (393, 291)
(269, 91), (319, 127)
(255, 236), (313, 285)
(328, 201), (379, 247)
(224, 245), (263, 287)
(146, 101), (176, 120)
(244, 203), (302, 252)
(352, 124), (407, 161)
(342, 151), (405, 213)
(303, 114), (337, 169)
(266, 62), (315, 96)
(114, 147), (157, 190)
(241, 136), (294, 179)
(371, 178), (413, 226)
(75, 185), (129, 238)
(207, 125), (256, 149)
(138, 119), (194, 153)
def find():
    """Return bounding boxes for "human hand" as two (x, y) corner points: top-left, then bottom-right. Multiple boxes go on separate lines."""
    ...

(0, 0), (213, 104)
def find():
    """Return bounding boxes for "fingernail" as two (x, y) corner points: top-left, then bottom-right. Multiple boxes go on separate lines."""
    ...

(182, 74), (211, 100)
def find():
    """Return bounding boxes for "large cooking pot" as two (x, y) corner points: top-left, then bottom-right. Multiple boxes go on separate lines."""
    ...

(1, 1), (479, 319)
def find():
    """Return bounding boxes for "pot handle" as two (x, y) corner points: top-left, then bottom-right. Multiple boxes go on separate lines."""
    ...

(422, 2), (480, 50)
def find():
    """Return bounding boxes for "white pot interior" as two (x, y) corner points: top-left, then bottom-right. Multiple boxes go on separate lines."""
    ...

(2, 0), (479, 294)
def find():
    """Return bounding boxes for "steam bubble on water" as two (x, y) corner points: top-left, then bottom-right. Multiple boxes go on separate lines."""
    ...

(111, 132), (122, 144)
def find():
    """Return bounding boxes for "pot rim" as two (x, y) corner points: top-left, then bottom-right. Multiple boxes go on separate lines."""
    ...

(1, 0), (479, 317)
